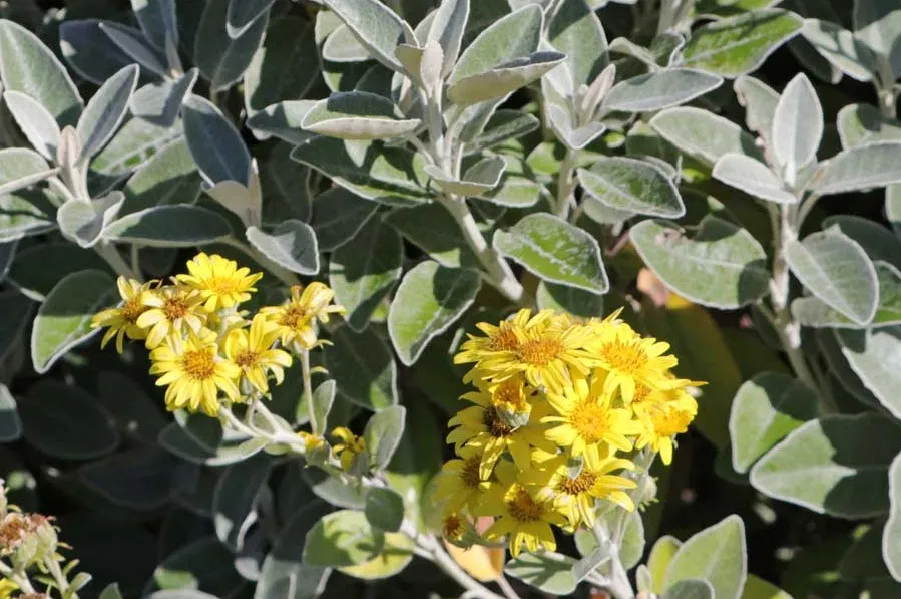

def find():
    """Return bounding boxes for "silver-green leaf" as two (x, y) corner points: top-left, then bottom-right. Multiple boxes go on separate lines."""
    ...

(246, 219), (320, 276)
(577, 157), (685, 218)
(302, 91), (421, 140)
(663, 515), (747, 599)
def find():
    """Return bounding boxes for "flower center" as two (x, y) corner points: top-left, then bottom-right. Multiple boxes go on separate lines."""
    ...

(483, 407), (514, 438)
(518, 336), (563, 366)
(493, 380), (527, 411)
(280, 306), (309, 330)
(442, 515), (463, 539)
(235, 350), (259, 368)
(506, 488), (543, 523)
(569, 400), (610, 443)
(121, 297), (144, 323)
(632, 384), (651, 403)
(488, 324), (519, 351)
(599, 340), (647, 373)
(461, 457), (482, 489)
(163, 297), (189, 321)
(557, 472), (597, 495)
(208, 276), (238, 294)
(182, 349), (216, 380)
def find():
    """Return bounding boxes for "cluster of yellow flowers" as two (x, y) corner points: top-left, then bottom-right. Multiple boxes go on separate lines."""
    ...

(91, 253), (344, 416)
(434, 309), (700, 556)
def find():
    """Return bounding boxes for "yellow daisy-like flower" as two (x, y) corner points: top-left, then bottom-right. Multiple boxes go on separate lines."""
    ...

(447, 379), (555, 479)
(454, 308), (537, 366)
(91, 276), (154, 353)
(260, 283), (345, 351)
(632, 388), (698, 465)
(176, 252), (264, 312)
(432, 445), (491, 513)
(332, 426), (366, 472)
(542, 373), (642, 469)
(523, 450), (636, 528)
(589, 322), (679, 403)
(475, 462), (566, 557)
(136, 285), (207, 349)
(223, 314), (293, 396)
(148, 330), (241, 416)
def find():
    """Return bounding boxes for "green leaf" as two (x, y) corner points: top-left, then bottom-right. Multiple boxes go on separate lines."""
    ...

(151, 537), (244, 597)
(9, 243), (110, 301)
(0, 189), (55, 242)
(303, 91), (420, 140)
(292, 136), (431, 207)
(546, 0), (607, 94)
(247, 100), (317, 144)
(734, 75), (779, 142)
(771, 73), (823, 175)
(76, 64), (139, 162)
(244, 16), (320, 114)
(505, 553), (577, 595)
(122, 139), (203, 216)
(323, 24), (371, 62)
(578, 157), (685, 218)
(227, 0), (276, 38)
(213, 453), (272, 550)
(836, 326), (901, 418)
(31, 269), (116, 373)
(338, 532), (413, 580)
(326, 326), (398, 411)
(158, 423), (268, 467)
(649, 106), (765, 166)
(310, 380), (336, 434)
(195, 0), (268, 91)
(0, 19), (82, 125)
(713, 154), (797, 204)
(663, 580), (715, 599)
(793, 262), (901, 329)
(815, 329), (880, 409)
(729, 372), (818, 474)
(330, 218), (402, 331)
(681, 9), (804, 77)
(4, 90), (61, 161)
(311, 186), (379, 252)
(0, 148), (56, 197)
(364, 487), (404, 532)
(96, 371), (167, 445)
(58, 192), (124, 248)
(303, 467), (366, 509)
(448, 5), (551, 104)
(649, 536), (683, 594)
(20, 380), (119, 460)
(91, 116), (182, 178)
(536, 281), (603, 319)
(426, 156), (506, 197)
(741, 574), (794, 599)
(854, 0), (901, 78)
(837, 103), (901, 150)
(603, 69), (723, 112)
(318, 0), (409, 71)
(465, 109), (540, 154)
(0, 384), (21, 442)
(385, 400), (442, 531)
(785, 230), (877, 325)
(664, 515), (747, 599)
(750, 413), (901, 518)
(103, 206), (233, 247)
(884, 452), (901, 581)
(364, 405), (406, 471)
(303, 510), (386, 567)
(493, 213), (608, 293)
(255, 501), (332, 599)
(79, 447), (179, 511)
(130, 69), (197, 128)
(246, 219), (320, 275)
(802, 19), (877, 83)
(630, 217), (770, 309)
(59, 19), (135, 86)
(182, 94), (251, 186)
(813, 141), (901, 196)
(98, 583), (124, 599)
(427, 0), (469, 76)
(384, 203), (480, 268)
(388, 261), (480, 365)
(100, 22), (168, 76)
(132, 0), (177, 51)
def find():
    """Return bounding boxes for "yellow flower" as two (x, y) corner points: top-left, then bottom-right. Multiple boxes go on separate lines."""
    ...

(632, 389), (698, 465)
(471, 312), (597, 392)
(523, 450), (636, 528)
(176, 252), (264, 312)
(260, 283), (345, 351)
(589, 322), (679, 403)
(454, 309), (538, 365)
(91, 276), (154, 353)
(542, 374), (642, 469)
(475, 462), (565, 557)
(148, 330), (241, 416)
(332, 426), (366, 471)
(0, 579), (16, 599)
(432, 445), (491, 512)
(223, 314), (293, 396)
(447, 380), (555, 479)
(136, 285), (207, 349)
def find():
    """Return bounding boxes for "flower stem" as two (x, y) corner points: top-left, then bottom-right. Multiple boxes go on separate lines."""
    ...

(0, 562), (35, 594)
(591, 522), (635, 599)
(555, 148), (577, 220)
(301, 349), (318, 433)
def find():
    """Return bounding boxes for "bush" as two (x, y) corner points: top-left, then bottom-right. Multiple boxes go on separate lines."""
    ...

(1, 0), (901, 598)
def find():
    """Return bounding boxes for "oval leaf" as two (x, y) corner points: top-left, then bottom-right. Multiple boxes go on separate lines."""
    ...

(814, 141), (901, 196)
(577, 157), (685, 218)
(302, 91), (420, 140)
(246, 219), (320, 276)
(836, 326), (901, 419)
(603, 69), (723, 113)
(713, 154), (797, 204)
(317, 0), (408, 71)
(326, 326), (399, 411)
(663, 515), (747, 599)
(182, 94), (252, 186)
(649, 106), (764, 165)
(493, 213), (609, 293)
(195, 0), (268, 91)
(388, 260), (480, 365)
(771, 73), (823, 175)
(103, 206), (233, 247)
(303, 509), (386, 567)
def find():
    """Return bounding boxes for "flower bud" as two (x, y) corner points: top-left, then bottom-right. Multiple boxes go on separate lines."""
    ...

(439, 512), (481, 550)
(298, 432), (331, 468)
(0, 512), (57, 568)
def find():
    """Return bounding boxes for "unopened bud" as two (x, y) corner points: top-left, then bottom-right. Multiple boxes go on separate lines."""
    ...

(298, 432), (331, 468)
(56, 125), (81, 169)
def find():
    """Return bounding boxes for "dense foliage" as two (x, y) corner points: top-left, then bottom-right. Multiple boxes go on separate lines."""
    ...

(2, 0), (901, 598)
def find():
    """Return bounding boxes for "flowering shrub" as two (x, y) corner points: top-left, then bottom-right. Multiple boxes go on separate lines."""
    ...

(1, 0), (901, 598)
